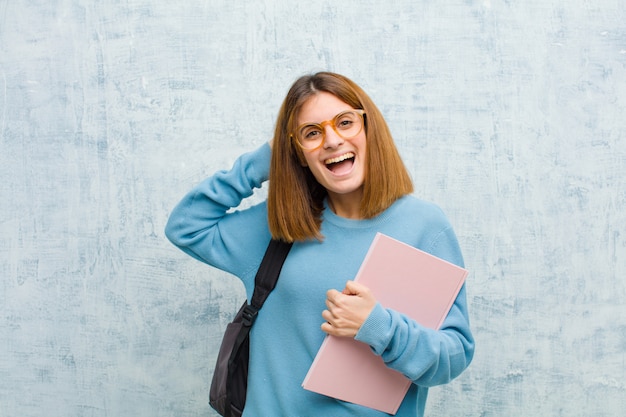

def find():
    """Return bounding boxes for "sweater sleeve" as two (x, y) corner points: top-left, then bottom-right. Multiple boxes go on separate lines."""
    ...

(164, 143), (273, 281)
(354, 224), (475, 387)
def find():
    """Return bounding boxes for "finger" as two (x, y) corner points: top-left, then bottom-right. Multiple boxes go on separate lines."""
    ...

(321, 321), (332, 334)
(322, 322), (355, 338)
(344, 280), (368, 295)
(321, 309), (334, 322)
(342, 280), (356, 295)
(326, 288), (341, 303)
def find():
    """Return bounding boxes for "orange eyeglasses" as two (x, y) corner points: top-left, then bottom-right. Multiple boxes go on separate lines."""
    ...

(292, 109), (365, 150)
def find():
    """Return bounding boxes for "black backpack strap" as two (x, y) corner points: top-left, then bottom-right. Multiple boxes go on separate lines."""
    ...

(223, 238), (293, 416)
(240, 238), (293, 327)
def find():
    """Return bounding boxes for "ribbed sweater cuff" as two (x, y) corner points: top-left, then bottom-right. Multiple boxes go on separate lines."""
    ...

(354, 303), (392, 355)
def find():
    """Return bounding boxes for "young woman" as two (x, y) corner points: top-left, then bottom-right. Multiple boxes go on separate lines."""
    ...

(165, 72), (474, 416)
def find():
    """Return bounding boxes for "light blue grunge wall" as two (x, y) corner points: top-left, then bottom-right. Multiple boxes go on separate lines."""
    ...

(1, 1), (624, 416)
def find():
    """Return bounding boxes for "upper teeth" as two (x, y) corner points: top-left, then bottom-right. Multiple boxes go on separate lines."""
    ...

(325, 153), (355, 165)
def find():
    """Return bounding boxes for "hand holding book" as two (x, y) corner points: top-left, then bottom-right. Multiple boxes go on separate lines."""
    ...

(321, 280), (377, 338)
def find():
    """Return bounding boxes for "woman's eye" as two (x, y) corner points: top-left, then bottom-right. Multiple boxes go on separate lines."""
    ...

(336, 118), (354, 129)
(303, 129), (322, 140)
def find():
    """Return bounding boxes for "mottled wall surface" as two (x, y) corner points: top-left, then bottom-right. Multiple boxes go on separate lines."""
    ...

(1, 1), (624, 416)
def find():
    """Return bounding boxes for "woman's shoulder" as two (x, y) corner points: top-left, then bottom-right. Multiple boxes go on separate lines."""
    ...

(393, 195), (450, 223)
(388, 195), (462, 263)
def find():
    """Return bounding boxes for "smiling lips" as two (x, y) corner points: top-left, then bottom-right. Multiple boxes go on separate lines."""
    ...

(325, 152), (355, 165)
(325, 152), (355, 174)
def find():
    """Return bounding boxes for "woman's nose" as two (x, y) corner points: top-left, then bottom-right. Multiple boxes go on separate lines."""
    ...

(323, 125), (344, 148)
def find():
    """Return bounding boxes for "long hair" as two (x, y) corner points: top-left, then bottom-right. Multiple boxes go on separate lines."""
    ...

(267, 72), (414, 242)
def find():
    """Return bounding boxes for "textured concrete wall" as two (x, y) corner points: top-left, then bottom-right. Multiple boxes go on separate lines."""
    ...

(1, 1), (624, 416)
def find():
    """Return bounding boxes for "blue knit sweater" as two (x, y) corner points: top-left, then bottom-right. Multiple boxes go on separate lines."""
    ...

(165, 143), (474, 416)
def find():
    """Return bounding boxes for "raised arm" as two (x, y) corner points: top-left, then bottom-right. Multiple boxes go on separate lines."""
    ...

(164, 143), (273, 279)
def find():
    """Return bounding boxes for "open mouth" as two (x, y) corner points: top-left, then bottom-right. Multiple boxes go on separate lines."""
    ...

(325, 152), (355, 174)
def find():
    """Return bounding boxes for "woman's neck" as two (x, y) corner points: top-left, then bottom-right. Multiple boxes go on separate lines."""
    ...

(327, 192), (363, 219)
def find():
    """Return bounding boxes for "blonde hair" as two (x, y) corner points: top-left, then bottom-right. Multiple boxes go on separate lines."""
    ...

(268, 72), (413, 242)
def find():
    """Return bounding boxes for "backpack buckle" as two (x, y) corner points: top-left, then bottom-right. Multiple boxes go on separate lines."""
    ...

(241, 304), (259, 327)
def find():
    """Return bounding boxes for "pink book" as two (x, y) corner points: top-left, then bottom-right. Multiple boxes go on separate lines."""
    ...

(302, 233), (468, 414)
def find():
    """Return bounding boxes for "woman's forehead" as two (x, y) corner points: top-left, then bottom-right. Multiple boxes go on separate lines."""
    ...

(297, 92), (353, 124)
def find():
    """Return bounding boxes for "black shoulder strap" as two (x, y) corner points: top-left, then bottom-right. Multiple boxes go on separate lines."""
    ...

(241, 239), (292, 326)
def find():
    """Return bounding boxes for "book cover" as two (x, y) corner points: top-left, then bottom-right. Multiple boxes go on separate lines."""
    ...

(302, 233), (468, 414)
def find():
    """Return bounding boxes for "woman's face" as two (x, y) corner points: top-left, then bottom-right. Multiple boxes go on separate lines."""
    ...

(296, 92), (367, 214)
